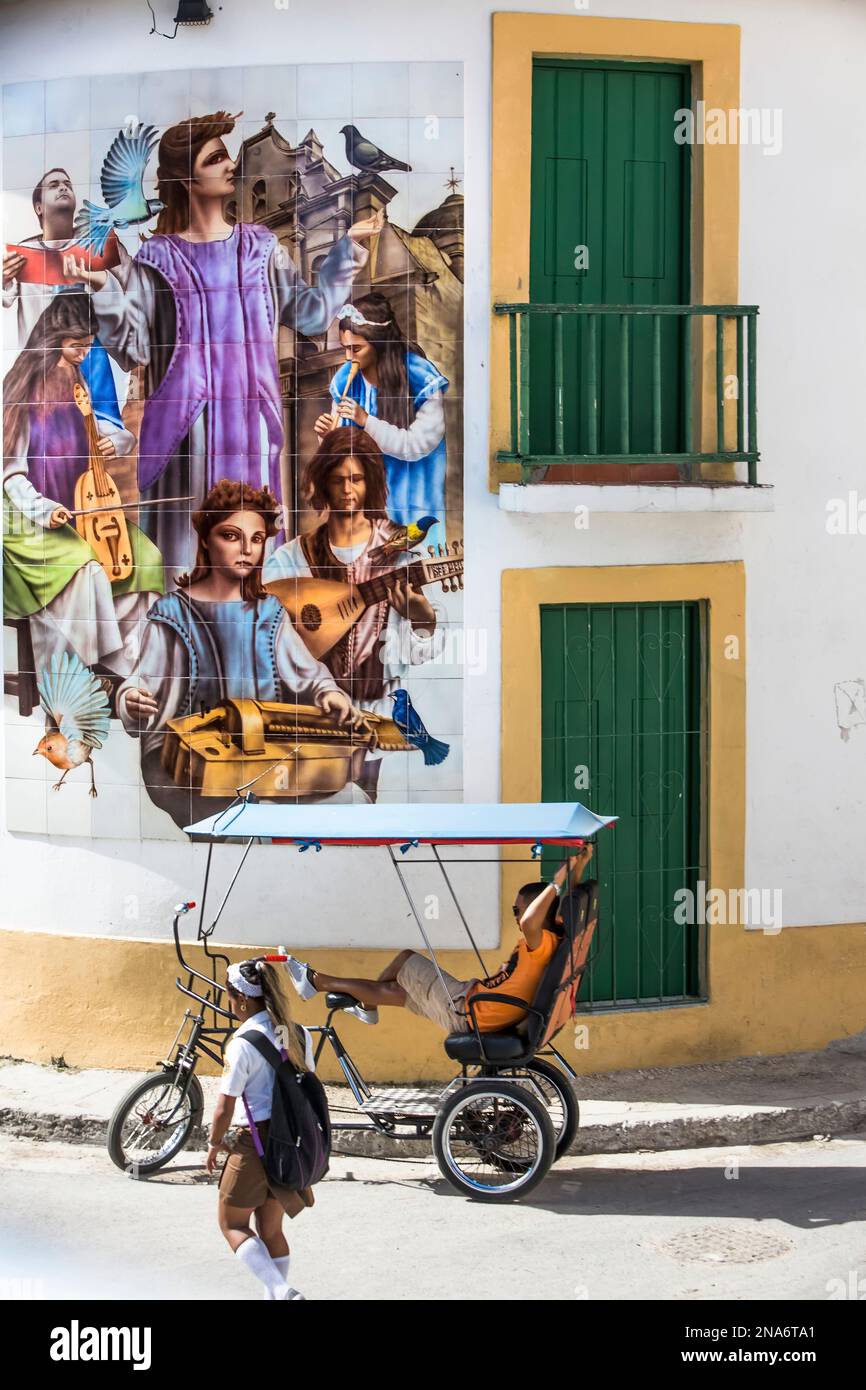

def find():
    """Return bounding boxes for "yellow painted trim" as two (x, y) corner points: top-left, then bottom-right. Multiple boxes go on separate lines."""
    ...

(0, 932), (485, 1082)
(490, 13), (742, 484)
(4, 912), (866, 1078)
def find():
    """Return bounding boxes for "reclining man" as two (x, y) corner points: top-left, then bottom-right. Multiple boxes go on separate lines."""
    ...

(285, 844), (594, 1033)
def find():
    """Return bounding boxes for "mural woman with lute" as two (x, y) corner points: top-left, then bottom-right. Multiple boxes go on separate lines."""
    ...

(2, 293), (163, 674)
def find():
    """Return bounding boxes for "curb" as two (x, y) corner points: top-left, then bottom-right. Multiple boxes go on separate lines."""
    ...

(3, 1096), (866, 1161)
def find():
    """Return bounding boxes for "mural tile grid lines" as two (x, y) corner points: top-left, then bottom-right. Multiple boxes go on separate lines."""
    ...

(2, 64), (464, 837)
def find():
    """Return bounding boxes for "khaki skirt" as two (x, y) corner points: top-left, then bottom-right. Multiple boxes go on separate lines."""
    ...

(218, 1121), (315, 1219)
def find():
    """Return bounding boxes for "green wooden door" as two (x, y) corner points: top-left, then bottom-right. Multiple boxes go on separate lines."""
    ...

(541, 602), (705, 1005)
(530, 60), (691, 455)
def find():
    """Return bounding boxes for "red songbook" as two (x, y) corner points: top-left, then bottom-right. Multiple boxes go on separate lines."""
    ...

(5, 232), (120, 285)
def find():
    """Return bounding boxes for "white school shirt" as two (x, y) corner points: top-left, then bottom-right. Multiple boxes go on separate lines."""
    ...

(220, 1010), (316, 1124)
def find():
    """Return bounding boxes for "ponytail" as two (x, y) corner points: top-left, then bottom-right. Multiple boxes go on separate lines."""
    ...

(236, 959), (308, 1071)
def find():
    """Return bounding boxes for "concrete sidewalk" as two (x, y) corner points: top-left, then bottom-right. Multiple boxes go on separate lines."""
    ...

(2, 1035), (865, 1156)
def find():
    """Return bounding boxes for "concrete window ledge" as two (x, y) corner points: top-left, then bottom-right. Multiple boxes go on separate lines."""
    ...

(499, 484), (775, 514)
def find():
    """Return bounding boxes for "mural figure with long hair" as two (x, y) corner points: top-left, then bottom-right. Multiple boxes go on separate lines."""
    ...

(2, 68), (464, 835)
(65, 112), (383, 573)
(314, 293), (449, 546)
(264, 429), (443, 801)
(117, 480), (370, 822)
(2, 293), (163, 673)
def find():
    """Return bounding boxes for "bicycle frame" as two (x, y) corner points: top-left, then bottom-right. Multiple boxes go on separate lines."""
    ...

(162, 828), (589, 1138)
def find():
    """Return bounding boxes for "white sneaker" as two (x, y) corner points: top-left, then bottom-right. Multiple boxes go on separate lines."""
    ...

(283, 954), (317, 1002)
(278, 1285), (306, 1301)
(346, 1004), (379, 1025)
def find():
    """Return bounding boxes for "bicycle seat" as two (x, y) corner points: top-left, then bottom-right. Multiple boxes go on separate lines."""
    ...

(444, 1030), (527, 1062)
(325, 991), (362, 1012)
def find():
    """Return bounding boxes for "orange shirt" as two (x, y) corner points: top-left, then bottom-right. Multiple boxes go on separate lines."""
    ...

(466, 930), (559, 1032)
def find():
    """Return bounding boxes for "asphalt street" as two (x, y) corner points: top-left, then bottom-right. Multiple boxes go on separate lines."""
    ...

(1, 1133), (865, 1301)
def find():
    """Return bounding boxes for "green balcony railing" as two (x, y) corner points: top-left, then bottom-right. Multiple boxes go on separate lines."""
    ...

(494, 303), (759, 485)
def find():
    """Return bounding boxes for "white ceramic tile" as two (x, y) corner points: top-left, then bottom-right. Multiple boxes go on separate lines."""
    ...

(45, 778), (93, 836)
(43, 129), (90, 187)
(241, 66), (297, 122)
(3, 134), (46, 191)
(4, 777), (47, 833)
(5, 724), (53, 781)
(91, 782), (141, 840)
(351, 63), (409, 120)
(189, 66), (244, 118)
(90, 73), (144, 131)
(138, 69), (192, 128)
(406, 787), (462, 804)
(2, 187), (37, 244)
(140, 787), (188, 842)
(406, 733), (463, 794)
(3, 82), (45, 138)
(297, 64), (353, 120)
(45, 76), (90, 134)
(93, 724), (142, 786)
(409, 62), (464, 120)
(408, 117), (463, 175)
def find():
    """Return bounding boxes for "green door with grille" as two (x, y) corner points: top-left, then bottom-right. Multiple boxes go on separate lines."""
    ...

(529, 60), (691, 456)
(541, 602), (705, 1005)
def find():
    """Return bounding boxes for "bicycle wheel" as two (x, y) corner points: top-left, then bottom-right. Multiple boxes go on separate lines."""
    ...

(504, 1058), (580, 1161)
(432, 1080), (555, 1202)
(107, 1069), (204, 1177)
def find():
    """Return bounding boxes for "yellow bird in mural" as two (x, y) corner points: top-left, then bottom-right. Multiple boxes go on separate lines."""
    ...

(367, 515), (439, 563)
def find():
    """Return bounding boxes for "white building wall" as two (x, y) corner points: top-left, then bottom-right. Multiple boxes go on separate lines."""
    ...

(1, 0), (864, 944)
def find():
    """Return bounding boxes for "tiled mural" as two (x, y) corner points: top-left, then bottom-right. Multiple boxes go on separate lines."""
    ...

(2, 65), (464, 839)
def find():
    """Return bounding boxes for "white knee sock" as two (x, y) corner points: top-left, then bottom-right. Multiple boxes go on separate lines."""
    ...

(263, 1255), (291, 1301)
(236, 1236), (287, 1298)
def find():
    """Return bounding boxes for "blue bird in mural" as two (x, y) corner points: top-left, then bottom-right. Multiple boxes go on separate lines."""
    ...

(391, 689), (450, 767)
(73, 122), (164, 254)
(33, 653), (111, 798)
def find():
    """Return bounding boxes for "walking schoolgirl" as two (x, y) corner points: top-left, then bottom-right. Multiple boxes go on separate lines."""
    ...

(206, 956), (316, 1301)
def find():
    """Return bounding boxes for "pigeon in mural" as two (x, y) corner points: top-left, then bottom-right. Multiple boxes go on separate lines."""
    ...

(367, 516), (439, 563)
(391, 688), (450, 767)
(33, 653), (111, 798)
(73, 123), (164, 254)
(339, 124), (412, 174)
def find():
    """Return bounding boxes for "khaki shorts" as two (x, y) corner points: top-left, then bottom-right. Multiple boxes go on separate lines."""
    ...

(396, 953), (477, 1034)
(218, 1120), (314, 1219)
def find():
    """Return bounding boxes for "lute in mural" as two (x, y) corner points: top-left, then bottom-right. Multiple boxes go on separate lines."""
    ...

(265, 544), (463, 660)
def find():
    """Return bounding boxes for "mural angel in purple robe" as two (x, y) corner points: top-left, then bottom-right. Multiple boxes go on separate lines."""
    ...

(66, 111), (382, 577)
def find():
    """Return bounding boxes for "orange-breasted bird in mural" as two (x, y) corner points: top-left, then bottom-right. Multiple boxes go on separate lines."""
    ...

(33, 654), (111, 798)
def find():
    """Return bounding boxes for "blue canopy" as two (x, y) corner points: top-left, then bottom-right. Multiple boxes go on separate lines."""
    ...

(184, 800), (617, 845)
